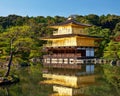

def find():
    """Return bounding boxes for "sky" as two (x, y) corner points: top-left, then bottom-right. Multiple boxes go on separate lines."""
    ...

(0, 0), (120, 17)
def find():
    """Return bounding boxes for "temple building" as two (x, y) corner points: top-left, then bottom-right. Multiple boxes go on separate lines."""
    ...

(42, 18), (101, 66)
(41, 18), (101, 96)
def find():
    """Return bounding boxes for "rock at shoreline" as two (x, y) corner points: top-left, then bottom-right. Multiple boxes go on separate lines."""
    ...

(0, 75), (19, 85)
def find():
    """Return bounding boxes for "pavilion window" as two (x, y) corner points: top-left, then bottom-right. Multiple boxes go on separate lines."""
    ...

(86, 48), (94, 57)
(90, 48), (94, 57)
(86, 65), (94, 74)
(86, 48), (90, 57)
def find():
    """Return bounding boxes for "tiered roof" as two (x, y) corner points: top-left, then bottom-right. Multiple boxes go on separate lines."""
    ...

(49, 18), (91, 28)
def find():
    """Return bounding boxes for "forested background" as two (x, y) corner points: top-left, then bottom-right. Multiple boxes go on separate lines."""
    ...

(0, 14), (120, 95)
(0, 14), (120, 62)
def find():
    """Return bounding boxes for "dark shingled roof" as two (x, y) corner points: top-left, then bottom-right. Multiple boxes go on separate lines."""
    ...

(51, 18), (91, 27)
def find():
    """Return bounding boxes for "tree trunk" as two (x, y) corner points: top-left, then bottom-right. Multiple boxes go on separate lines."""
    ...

(5, 51), (13, 77)
(4, 38), (14, 77)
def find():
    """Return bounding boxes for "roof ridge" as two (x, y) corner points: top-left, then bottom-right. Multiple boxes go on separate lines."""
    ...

(50, 18), (91, 27)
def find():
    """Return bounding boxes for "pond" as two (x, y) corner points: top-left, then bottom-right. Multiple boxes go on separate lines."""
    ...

(0, 64), (53, 96)
(0, 64), (119, 96)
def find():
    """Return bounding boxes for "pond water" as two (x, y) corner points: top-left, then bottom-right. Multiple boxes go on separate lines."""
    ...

(0, 64), (119, 96)
(0, 64), (53, 96)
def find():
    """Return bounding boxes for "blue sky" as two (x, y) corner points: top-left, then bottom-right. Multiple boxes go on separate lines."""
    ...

(0, 0), (120, 17)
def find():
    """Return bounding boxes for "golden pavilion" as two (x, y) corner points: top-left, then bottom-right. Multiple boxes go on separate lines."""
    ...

(41, 18), (101, 96)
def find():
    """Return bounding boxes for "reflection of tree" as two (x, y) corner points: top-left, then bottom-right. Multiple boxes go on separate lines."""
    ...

(4, 87), (9, 96)
(86, 64), (120, 96)
(0, 65), (52, 96)
(0, 87), (9, 96)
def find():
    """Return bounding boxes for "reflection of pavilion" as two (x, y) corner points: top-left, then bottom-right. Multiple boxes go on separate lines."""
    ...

(41, 18), (101, 96)
(42, 65), (95, 96)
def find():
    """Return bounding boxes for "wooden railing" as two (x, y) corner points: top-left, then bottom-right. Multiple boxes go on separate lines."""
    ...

(43, 58), (114, 64)
(43, 56), (120, 68)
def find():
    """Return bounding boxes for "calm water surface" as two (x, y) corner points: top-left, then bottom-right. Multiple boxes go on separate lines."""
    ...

(0, 64), (53, 96)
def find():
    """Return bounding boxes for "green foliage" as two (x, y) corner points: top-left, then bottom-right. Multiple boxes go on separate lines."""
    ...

(0, 25), (40, 65)
(99, 14), (120, 30)
(85, 26), (111, 57)
(86, 26), (110, 38)
(114, 22), (120, 36)
(84, 14), (100, 25)
(104, 41), (120, 59)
